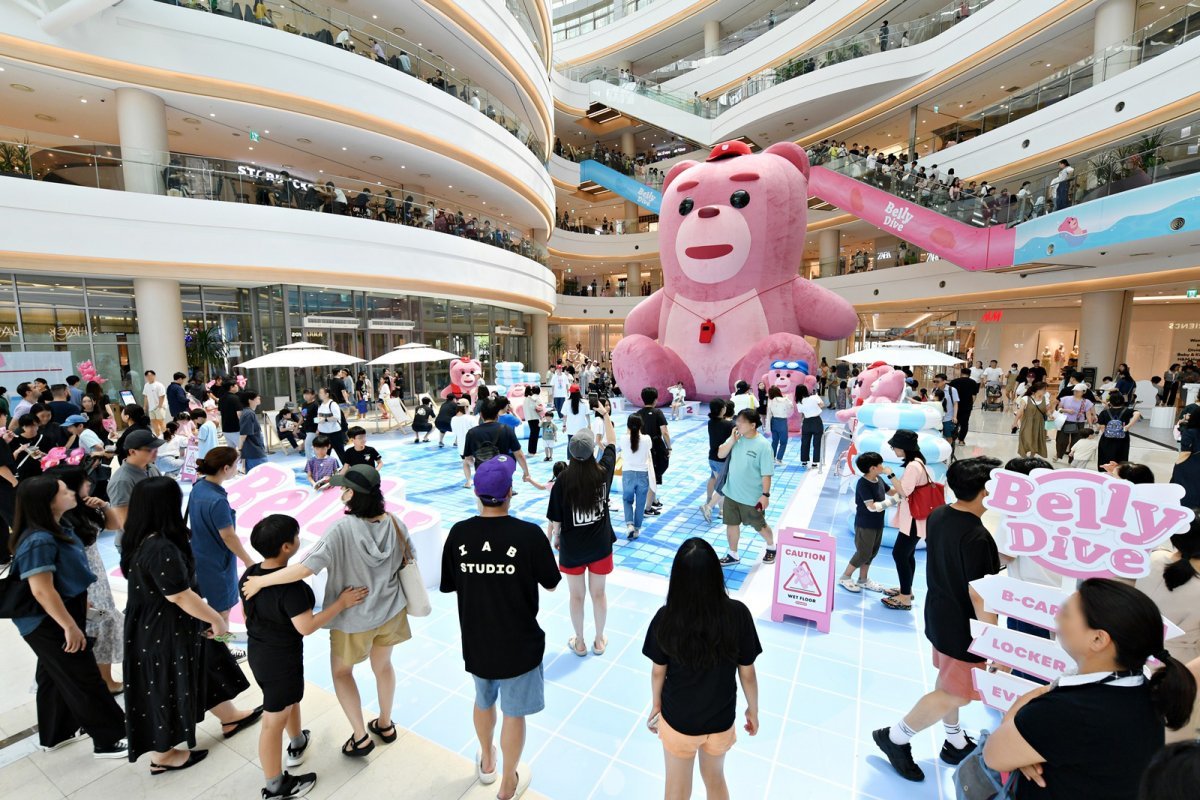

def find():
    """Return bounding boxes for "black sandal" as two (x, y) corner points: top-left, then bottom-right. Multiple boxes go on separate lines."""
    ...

(150, 749), (208, 775)
(368, 718), (397, 743)
(342, 732), (375, 758)
(221, 706), (264, 739)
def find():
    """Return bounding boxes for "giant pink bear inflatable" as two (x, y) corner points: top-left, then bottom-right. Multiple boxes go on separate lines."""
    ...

(441, 357), (482, 402)
(834, 361), (907, 423)
(612, 141), (858, 402)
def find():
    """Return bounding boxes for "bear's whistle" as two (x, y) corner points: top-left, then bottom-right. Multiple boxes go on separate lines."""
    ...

(699, 319), (716, 344)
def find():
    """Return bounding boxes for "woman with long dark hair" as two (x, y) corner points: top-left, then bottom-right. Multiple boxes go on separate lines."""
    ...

(242, 465), (416, 758)
(883, 430), (928, 611)
(561, 384), (591, 437)
(796, 384), (826, 468)
(548, 402), (616, 656)
(523, 385), (541, 455)
(1096, 391), (1140, 468)
(621, 414), (650, 541)
(643, 538), (761, 799)
(122, 477), (261, 772)
(984, 579), (1197, 798)
(9, 474), (127, 757)
(55, 466), (124, 694)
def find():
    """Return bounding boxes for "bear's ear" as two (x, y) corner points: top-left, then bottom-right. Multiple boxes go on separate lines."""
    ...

(662, 160), (700, 194)
(764, 142), (810, 181)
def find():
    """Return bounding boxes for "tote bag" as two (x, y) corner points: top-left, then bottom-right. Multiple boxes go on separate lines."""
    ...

(391, 515), (431, 617)
(907, 461), (945, 521)
(954, 730), (1018, 800)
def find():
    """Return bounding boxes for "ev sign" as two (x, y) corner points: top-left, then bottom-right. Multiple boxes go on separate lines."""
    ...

(771, 528), (836, 632)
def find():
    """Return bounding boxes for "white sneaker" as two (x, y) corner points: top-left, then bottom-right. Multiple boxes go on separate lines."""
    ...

(626, 522), (636, 538)
(859, 579), (888, 593)
(838, 578), (862, 593)
(699, 503), (712, 523)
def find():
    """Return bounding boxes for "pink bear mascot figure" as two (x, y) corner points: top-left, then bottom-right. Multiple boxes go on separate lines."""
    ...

(441, 357), (482, 403)
(760, 358), (816, 433)
(612, 141), (857, 403)
(835, 361), (907, 423)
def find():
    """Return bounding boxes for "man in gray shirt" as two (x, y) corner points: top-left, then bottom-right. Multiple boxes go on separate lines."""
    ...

(108, 429), (163, 545)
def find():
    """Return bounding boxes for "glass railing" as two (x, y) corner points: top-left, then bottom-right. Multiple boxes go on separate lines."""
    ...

(561, 0), (995, 118)
(553, 0), (663, 41)
(640, 0), (821, 83)
(553, 142), (678, 185)
(0, 138), (547, 264)
(152, 0), (547, 161)
(503, 0), (548, 62)
(910, 5), (1200, 150)
(809, 111), (1200, 236)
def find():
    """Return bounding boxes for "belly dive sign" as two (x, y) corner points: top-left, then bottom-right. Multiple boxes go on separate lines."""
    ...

(984, 467), (1194, 579)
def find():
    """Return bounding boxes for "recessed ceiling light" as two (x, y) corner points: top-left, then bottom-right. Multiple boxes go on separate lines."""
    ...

(448, 185), (452, 188)
(369, 155), (383, 161)
(248, 146), (254, 150)
(167, 129), (182, 136)
(34, 113), (56, 122)
(297, 137), (312, 144)
(209, 112), (216, 117)
(401, 166), (405, 169)
(73, 134), (79, 138)
(342, 147), (347, 151)
(183, 117), (201, 124)
(419, 173), (431, 178)
(9, 84), (33, 92)
(80, 98), (87, 103)
(264, 130), (269, 134)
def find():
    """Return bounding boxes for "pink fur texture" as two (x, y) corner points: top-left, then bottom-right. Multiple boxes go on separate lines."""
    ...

(612, 141), (857, 403)
(441, 357), (482, 401)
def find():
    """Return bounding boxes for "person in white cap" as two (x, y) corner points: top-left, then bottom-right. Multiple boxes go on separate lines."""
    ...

(1054, 382), (1095, 462)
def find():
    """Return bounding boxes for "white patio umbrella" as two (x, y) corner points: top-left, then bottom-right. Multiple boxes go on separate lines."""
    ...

(237, 341), (365, 369)
(876, 339), (928, 348)
(367, 341), (459, 366)
(838, 347), (964, 367)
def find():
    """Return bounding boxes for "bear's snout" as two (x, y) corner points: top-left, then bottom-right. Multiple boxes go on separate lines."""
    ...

(698, 206), (720, 218)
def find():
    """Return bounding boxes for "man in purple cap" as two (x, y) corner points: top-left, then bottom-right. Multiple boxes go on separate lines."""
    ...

(441, 455), (561, 800)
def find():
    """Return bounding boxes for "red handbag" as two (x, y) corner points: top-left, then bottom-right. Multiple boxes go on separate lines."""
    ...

(907, 462), (945, 521)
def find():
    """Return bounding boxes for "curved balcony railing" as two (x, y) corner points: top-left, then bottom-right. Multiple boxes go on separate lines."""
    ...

(809, 111), (1200, 235)
(552, 0), (663, 42)
(153, 0), (547, 160)
(560, 0), (995, 117)
(552, 142), (671, 188)
(0, 138), (547, 264)
(503, 0), (549, 62)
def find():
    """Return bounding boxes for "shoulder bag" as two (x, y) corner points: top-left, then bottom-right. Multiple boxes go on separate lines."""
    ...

(954, 730), (1018, 800)
(391, 515), (431, 617)
(0, 553), (45, 619)
(907, 461), (945, 521)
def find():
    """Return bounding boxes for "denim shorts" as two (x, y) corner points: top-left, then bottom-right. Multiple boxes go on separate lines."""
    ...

(473, 663), (544, 717)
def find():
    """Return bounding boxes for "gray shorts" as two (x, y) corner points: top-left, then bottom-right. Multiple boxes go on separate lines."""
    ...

(722, 497), (767, 530)
(850, 525), (884, 568)
(473, 663), (544, 718)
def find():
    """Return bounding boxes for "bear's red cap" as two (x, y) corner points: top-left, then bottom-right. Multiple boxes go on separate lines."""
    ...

(706, 141), (752, 162)
(869, 361), (888, 369)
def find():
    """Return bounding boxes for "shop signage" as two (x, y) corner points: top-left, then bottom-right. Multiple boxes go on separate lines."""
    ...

(236, 165), (314, 192)
(881, 201), (914, 233)
(1188, 289), (1197, 298)
(967, 619), (1073, 683)
(984, 467), (1193, 579)
(770, 528), (835, 633)
(302, 315), (359, 329)
(0, 325), (17, 338)
(981, 310), (1003, 323)
(367, 319), (415, 330)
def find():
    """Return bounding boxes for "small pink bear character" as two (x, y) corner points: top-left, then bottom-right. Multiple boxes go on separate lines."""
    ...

(441, 357), (482, 402)
(835, 361), (907, 422)
(612, 141), (857, 402)
(759, 358), (816, 433)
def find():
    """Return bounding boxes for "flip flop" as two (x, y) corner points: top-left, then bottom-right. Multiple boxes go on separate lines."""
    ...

(592, 636), (608, 656)
(881, 596), (912, 611)
(568, 636), (587, 657)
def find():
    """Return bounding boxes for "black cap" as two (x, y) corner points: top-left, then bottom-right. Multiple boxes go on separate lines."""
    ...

(887, 429), (920, 451)
(125, 429), (165, 451)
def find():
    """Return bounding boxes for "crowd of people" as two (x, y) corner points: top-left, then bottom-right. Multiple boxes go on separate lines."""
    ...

(560, 276), (656, 297)
(5, 350), (1200, 799)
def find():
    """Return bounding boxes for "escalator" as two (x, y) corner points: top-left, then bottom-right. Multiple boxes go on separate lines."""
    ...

(578, 159), (662, 212)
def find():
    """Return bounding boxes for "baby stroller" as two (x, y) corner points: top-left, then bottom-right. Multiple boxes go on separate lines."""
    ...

(982, 381), (1004, 411)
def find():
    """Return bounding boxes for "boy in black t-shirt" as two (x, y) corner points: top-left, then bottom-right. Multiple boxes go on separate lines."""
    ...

(240, 515), (367, 800)
(341, 426), (382, 469)
(441, 456), (560, 799)
(838, 451), (899, 593)
(633, 387), (671, 515)
(873, 456), (1002, 783)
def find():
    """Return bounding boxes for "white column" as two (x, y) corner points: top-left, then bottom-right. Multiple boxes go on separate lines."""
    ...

(1094, 0), (1136, 80)
(818, 229), (841, 277)
(1079, 290), (1133, 379)
(115, 87), (168, 195)
(624, 200), (640, 231)
(531, 313), (549, 375)
(134, 278), (187, 377)
(618, 59), (633, 74)
(626, 263), (641, 296)
(620, 130), (636, 158)
(704, 20), (721, 57)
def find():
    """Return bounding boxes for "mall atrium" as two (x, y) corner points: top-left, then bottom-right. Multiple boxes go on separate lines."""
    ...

(1, 0), (1199, 798)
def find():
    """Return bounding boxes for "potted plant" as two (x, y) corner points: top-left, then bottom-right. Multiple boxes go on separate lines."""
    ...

(0, 138), (33, 179)
(549, 334), (567, 364)
(185, 325), (228, 373)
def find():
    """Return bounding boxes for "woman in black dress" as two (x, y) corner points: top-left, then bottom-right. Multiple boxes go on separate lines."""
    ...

(120, 477), (262, 773)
